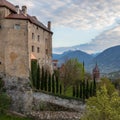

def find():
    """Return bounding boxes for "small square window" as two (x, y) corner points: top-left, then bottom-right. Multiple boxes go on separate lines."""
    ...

(14, 24), (20, 30)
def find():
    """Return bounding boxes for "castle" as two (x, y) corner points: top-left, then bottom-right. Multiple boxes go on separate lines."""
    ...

(0, 0), (53, 78)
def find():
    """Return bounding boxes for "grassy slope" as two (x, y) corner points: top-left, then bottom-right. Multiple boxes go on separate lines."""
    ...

(0, 114), (31, 120)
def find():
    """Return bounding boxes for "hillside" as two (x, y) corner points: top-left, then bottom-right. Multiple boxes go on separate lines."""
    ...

(53, 45), (120, 74)
(53, 50), (93, 66)
(87, 45), (120, 73)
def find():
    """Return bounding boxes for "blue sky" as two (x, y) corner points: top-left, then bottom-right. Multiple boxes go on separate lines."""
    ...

(8, 0), (120, 53)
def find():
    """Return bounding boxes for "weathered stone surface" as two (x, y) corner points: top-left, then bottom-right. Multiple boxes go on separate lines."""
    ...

(33, 92), (85, 112)
(28, 111), (82, 120)
(2, 74), (33, 114)
(0, 73), (85, 119)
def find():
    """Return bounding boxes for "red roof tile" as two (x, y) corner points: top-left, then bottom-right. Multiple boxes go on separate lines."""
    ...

(6, 13), (28, 20)
(6, 13), (52, 33)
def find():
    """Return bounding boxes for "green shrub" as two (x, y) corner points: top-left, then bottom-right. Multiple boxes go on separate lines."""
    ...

(0, 93), (11, 113)
(0, 114), (31, 120)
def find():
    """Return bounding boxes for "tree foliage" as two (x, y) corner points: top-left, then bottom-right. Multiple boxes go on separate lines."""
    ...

(98, 77), (116, 96)
(61, 58), (84, 94)
(81, 86), (120, 120)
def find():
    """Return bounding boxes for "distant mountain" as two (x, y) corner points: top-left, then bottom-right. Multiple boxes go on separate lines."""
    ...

(87, 45), (120, 74)
(53, 50), (93, 66)
(107, 70), (120, 80)
(53, 45), (120, 74)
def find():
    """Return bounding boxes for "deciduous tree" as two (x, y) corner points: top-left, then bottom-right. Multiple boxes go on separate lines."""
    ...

(81, 86), (120, 120)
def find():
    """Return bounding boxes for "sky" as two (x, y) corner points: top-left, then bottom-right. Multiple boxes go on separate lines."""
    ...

(8, 0), (120, 53)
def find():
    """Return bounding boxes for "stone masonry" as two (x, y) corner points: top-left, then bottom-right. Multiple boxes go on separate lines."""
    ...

(0, 0), (53, 78)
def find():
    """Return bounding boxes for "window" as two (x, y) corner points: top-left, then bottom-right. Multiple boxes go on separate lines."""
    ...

(32, 33), (35, 39)
(14, 24), (20, 30)
(38, 35), (40, 42)
(46, 49), (48, 55)
(37, 47), (40, 53)
(32, 46), (34, 52)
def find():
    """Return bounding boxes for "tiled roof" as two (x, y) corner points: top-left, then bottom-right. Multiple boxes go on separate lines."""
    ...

(6, 13), (52, 33)
(0, 0), (16, 12)
(0, 0), (52, 33)
(6, 13), (27, 20)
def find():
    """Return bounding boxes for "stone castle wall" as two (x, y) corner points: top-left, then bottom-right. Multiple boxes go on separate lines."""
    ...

(0, 6), (52, 78)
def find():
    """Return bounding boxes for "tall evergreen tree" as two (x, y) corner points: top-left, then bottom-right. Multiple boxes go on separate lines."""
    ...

(86, 79), (89, 99)
(76, 84), (79, 98)
(60, 84), (62, 95)
(48, 73), (51, 92)
(72, 85), (75, 97)
(44, 70), (48, 91)
(52, 74), (55, 94)
(41, 66), (44, 90)
(36, 64), (40, 89)
(90, 81), (93, 97)
(56, 75), (59, 94)
(80, 82), (83, 99)
(31, 60), (37, 88)
(83, 80), (86, 101)
(93, 77), (96, 96)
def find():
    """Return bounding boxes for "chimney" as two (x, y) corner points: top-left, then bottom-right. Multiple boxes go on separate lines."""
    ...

(48, 21), (51, 30)
(15, 5), (19, 14)
(22, 6), (27, 16)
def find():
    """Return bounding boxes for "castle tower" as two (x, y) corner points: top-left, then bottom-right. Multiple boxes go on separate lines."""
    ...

(0, 0), (53, 78)
(92, 63), (100, 81)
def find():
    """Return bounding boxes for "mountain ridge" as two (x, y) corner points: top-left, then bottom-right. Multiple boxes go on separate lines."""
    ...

(53, 45), (120, 74)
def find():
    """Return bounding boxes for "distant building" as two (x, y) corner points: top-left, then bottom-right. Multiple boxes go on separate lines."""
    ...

(92, 63), (100, 81)
(0, 0), (53, 78)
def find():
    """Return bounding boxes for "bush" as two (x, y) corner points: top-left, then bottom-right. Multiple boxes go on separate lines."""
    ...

(0, 93), (11, 113)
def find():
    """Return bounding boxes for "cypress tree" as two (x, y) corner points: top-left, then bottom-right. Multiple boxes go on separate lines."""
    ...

(36, 64), (40, 90)
(76, 84), (79, 98)
(79, 82), (83, 99)
(56, 75), (59, 94)
(72, 85), (75, 97)
(90, 81), (93, 97)
(52, 74), (55, 94)
(86, 79), (89, 99)
(83, 80), (86, 101)
(31, 60), (37, 88)
(44, 70), (48, 91)
(48, 73), (51, 92)
(60, 84), (62, 95)
(41, 66), (44, 90)
(93, 77), (96, 96)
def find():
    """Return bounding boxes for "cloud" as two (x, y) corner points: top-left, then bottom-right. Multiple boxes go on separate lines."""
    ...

(53, 24), (120, 54)
(8, 0), (120, 30)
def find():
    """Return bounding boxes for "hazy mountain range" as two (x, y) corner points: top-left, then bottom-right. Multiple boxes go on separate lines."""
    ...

(53, 45), (120, 74)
